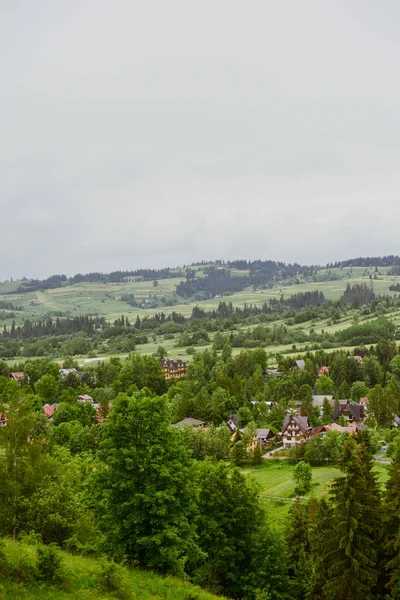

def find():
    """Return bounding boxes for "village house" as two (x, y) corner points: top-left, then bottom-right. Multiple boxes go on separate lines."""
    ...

(159, 358), (188, 379)
(312, 422), (357, 436)
(281, 415), (312, 448)
(9, 372), (30, 384)
(290, 360), (305, 373)
(247, 428), (275, 452)
(318, 366), (330, 377)
(333, 400), (366, 426)
(226, 413), (238, 435)
(42, 404), (60, 420)
(172, 417), (205, 428)
(263, 369), (283, 381)
(77, 394), (94, 404)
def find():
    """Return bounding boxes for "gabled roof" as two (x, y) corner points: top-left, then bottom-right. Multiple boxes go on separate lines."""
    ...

(256, 428), (274, 439)
(9, 372), (28, 382)
(313, 423), (357, 436)
(318, 366), (330, 376)
(312, 395), (334, 407)
(333, 401), (365, 422)
(172, 417), (205, 427)
(43, 404), (60, 419)
(77, 394), (94, 403)
(59, 368), (78, 376)
(292, 360), (305, 370)
(282, 415), (311, 435)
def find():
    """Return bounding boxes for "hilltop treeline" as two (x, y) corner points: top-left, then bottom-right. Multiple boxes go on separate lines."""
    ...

(329, 254), (400, 268)
(7, 269), (185, 294)
(5, 255), (400, 297)
(176, 262), (318, 298)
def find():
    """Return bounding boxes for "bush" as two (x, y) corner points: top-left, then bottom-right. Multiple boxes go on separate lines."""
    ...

(37, 544), (64, 584)
(0, 542), (10, 577)
(13, 548), (38, 583)
(98, 557), (131, 599)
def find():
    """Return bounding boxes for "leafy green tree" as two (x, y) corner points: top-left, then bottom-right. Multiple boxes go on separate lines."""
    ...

(231, 440), (248, 466)
(0, 383), (44, 538)
(293, 461), (312, 495)
(350, 380), (369, 402)
(116, 353), (166, 396)
(237, 406), (253, 428)
(376, 338), (397, 370)
(252, 442), (263, 465)
(314, 375), (335, 395)
(191, 461), (287, 598)
(321, 397), (334, 423)
(390, 354), (400, 381)
(368, 384), (398, 428)
(36, 374), (59, 404)
(298, 384), (313, 418)
(91, 392), (200, 575)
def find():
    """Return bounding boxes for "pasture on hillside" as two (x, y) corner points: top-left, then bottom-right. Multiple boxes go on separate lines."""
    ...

(243, 460), (390, 527)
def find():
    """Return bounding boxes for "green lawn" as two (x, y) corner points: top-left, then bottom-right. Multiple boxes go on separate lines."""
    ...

(242, 460), (390, 527)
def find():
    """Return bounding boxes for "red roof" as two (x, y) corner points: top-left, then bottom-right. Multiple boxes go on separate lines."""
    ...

(9, 372), (26, 381)
(42, 404), (60, 419)
(318, 366), (330, 376)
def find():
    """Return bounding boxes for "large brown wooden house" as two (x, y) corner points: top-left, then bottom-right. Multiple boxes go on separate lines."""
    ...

(159, 358), (188, 379)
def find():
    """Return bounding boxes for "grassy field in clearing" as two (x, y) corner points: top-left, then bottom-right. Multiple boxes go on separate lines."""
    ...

(243, 460), (390, 527)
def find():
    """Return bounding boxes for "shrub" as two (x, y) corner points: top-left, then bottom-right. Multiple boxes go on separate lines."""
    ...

(98, 557), (131, 599)
(0, 542), (10, 577)
(37, 544), (64, 584)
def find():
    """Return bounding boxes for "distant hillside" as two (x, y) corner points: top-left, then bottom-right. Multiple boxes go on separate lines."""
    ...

(5, 254), (400, 298)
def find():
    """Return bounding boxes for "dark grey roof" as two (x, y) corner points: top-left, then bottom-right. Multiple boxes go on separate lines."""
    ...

(282, 415), (311, 435)
(172, 417), (204, 427)
(333, 401), (365, 422)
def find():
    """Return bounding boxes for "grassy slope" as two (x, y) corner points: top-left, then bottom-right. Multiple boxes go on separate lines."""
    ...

(1, 267), (400, 366)
(242, 461), (390, 527)
(0, 539), (225, 600)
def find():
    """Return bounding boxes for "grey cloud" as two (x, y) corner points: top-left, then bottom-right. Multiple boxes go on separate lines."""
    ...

(1, 0), (400, 279)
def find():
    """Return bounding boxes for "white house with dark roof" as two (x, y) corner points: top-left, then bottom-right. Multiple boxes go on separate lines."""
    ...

(281, 415), (312, 448)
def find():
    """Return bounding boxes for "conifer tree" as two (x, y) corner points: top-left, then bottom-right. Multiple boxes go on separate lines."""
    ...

(322, 439), (378, 599)
(285, 498), (312, 599)
(384, 445), (400, 594)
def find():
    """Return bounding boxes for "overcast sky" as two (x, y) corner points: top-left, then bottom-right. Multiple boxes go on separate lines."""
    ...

(2, 0), (400, 279)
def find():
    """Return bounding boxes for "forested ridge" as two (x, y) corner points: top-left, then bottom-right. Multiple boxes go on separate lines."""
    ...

(6, 254), (400, 297)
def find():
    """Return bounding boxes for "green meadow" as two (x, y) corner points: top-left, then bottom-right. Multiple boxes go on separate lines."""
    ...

(242, 460), (390, 527)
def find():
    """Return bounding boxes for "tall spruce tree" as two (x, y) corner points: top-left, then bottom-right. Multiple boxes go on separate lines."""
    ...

(384, 445), (400, 595)
(322, 439), (379, 599)
(285, 498), (312, 599)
